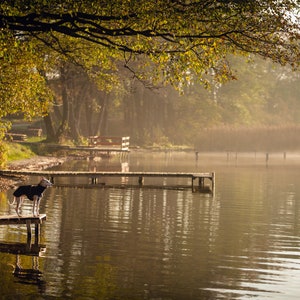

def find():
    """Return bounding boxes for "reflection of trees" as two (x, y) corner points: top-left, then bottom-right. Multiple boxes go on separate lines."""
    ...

(55, 187), (220, 298)
(42, 165), (300, 298)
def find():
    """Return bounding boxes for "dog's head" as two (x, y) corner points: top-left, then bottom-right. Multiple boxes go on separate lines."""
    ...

(39, 177), (53, 188)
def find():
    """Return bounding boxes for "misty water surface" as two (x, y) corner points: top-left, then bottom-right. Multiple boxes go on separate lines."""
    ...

(0, 151), (300, 299)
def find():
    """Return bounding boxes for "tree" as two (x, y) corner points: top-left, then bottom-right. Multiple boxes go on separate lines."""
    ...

(1, 1), (299, 85)
(0, 32), (52, 118)
(46, 62), (115, 143)
(0, 0), (299, 148)
(0, 30), (53, 141)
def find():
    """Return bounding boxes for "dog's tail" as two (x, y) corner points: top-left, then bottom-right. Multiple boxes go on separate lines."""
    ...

(8, 197), (16, 206)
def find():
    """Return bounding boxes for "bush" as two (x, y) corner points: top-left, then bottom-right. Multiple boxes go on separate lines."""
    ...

(0, 142), (8, 168)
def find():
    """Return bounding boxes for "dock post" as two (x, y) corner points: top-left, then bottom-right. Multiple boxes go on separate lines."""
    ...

(91, 176), (98, 184)
(265, 153), (269, 167)
(35, 224), (40, 244)
(35, 224), (39, 237)
(26, 220), (32, 240)
(212, 172), (215, 195)
(198, 177), (205, 189)
(138, 176), (144, 186)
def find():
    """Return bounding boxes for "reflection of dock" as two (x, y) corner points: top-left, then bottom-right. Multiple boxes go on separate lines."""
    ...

(0, 214), (46, 242)
(0, 241), (46, 256)
(0, 240), (46, 291)
(0, 170), (215, 193)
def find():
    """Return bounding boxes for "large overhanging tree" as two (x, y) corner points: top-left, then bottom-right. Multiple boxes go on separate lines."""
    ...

(0, 0), (299, 140)
(1, 1), (299, 64)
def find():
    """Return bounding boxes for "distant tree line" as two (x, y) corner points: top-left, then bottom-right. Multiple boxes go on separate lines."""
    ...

(5, 55), (300, 149)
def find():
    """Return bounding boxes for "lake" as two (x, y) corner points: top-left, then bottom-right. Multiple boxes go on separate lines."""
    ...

(0, 151), (300, 300)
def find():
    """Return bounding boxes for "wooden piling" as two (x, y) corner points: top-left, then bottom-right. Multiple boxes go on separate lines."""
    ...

(138, 176), (144, 186)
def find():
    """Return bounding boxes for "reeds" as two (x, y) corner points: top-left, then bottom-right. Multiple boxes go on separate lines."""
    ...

(194, 125), (300, 152)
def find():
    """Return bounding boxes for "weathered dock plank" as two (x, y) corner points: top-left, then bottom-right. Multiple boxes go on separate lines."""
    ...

(0, 214), (46, 225)
(0, 170), (215, 193)
(0, 170), (213, 178)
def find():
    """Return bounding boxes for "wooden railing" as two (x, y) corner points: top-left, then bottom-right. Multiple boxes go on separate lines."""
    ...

(88, 136), (130, 150)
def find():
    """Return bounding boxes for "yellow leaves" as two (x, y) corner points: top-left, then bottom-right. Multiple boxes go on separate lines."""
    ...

(0, 33), (53, 120)
(0, 0), (298, 119)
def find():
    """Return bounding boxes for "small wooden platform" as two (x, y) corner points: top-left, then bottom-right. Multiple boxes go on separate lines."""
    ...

(0, 214), (46, 242)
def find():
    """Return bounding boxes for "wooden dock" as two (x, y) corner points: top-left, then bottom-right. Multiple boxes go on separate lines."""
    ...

(0, 214), (46, 242)
(46, 143), (130, 158)
(0, 170), (215, 193)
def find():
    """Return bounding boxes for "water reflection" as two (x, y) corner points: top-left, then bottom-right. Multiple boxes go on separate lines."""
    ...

(13, 252), (46, 292)
(0, 240), (46, 293)
(1, 152), (300, 299)
(41, 185), (222, 299)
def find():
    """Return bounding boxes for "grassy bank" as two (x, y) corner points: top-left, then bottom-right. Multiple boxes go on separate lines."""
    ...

(6, 142), (36, 162)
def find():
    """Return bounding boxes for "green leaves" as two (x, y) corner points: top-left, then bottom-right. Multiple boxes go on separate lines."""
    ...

(1, 1), (299, 69)
(0, 0), (299, 145)
(0, 31), (53, 120)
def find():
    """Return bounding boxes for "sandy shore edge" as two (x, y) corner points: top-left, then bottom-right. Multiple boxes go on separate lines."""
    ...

(0, 156), (65, 191)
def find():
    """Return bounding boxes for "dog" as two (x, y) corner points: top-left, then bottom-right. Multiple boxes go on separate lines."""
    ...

(11, 177), (52, 217)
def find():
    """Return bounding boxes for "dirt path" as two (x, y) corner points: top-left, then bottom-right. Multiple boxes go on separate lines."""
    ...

(0, 156), (65, 191)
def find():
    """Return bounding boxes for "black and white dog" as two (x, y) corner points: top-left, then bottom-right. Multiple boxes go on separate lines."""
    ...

(11, 177), (52, 217)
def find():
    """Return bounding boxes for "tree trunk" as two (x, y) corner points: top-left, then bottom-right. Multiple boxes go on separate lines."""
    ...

(94, 95), (108, 136)
(43, 114), (56, 142)
(69, 95), (84, 142)
(55, 65), (70, 142)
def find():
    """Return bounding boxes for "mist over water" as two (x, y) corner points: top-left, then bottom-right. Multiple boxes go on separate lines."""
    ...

(0, 151), (300, 299)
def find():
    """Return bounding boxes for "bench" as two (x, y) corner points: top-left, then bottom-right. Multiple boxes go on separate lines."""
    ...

(5, 133), (27, 141)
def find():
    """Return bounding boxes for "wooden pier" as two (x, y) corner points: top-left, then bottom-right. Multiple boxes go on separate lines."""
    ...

(47, 145), (130, 158)
(43, 136), (130, 158)
(0, 214), (46, 242)
(0, 170), (215, 193)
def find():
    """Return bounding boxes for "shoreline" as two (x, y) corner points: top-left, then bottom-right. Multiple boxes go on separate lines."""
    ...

(0, 156), (65, 191)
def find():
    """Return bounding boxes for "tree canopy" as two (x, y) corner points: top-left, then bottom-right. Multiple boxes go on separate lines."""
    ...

(1, 1), (299, 73)
(0, 0), (299, 145)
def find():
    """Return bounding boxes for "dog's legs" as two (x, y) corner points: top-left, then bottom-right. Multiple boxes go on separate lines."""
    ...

(36, 198), (41, 216)
(15, 197), (22, 217)
(33, 195), (40, 217)
(9, 197), (16, 206)
(33, 196), (37, 216)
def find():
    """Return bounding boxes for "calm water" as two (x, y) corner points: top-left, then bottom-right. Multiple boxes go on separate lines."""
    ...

(0, 151), (300, 299)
